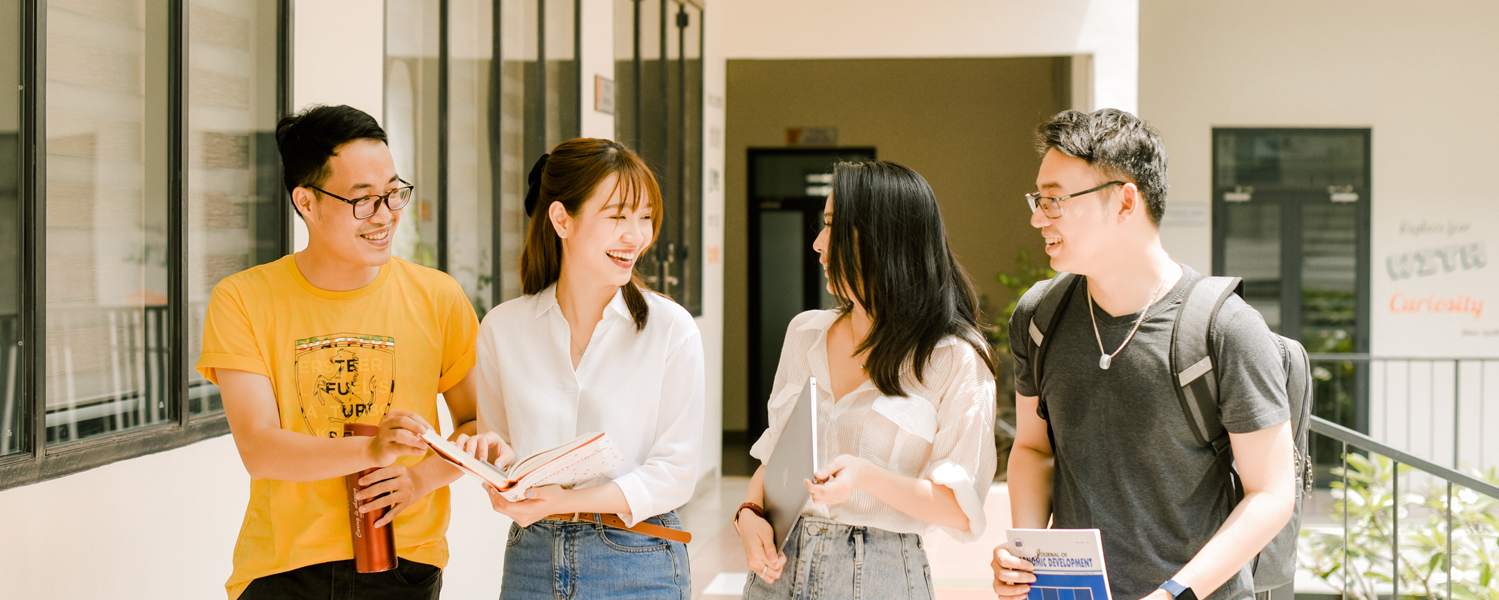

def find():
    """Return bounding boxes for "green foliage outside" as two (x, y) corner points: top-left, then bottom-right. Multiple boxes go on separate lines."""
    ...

(987, 249), (1055, 481)
(990, 248), (1057, 355)
(1300, 453), (1499, 599)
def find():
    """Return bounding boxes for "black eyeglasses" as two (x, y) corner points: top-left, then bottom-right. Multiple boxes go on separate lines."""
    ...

(310, 179), (415, 219)
(1025, 181), (1125, 218)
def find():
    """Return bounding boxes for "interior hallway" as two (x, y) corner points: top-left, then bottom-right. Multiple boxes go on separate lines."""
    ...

(678, 476), (1011, 600)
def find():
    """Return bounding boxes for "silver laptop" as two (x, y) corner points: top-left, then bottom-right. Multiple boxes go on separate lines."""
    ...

(763, 376), (821, 553)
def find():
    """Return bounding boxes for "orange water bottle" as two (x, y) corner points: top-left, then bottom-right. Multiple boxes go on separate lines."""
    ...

(344, 422), (398, 573)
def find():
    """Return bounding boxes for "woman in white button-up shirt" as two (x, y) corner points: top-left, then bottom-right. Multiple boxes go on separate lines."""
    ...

(461, 139), (705, 600)
(735, 161), (998, 600)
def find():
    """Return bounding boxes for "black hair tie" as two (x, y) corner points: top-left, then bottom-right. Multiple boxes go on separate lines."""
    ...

(523, 153), (550, 217)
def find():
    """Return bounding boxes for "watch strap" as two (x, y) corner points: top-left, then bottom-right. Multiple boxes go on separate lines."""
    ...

(1160, 579), (1196, 600)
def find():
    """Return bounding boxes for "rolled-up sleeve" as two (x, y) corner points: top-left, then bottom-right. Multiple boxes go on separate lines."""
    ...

(613, 330), (706, 526)
(920, 344), (998, 543)
(196, 280), (269, 384)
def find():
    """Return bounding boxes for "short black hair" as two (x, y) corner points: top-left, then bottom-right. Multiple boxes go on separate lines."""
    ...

(1036, 108), (1169, 226)
(274, 105), (388, 213)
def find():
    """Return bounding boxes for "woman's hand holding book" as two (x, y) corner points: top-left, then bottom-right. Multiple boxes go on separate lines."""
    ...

(453, 431), (515, 472)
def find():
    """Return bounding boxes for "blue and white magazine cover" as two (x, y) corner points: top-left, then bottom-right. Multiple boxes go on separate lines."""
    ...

(1006, 528), (1111, 600)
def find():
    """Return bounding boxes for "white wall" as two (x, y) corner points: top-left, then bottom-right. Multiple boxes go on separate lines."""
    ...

(717, 0), (1138, 113)
(1140, 0), (1499, 468)
(698, 1), (728, 478)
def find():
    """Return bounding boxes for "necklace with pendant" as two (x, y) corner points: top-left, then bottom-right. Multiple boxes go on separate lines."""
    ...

(1087, 277), (1166, 370)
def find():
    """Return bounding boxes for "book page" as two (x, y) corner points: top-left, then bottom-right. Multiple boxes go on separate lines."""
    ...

(510, 432), (606, 476)
(497, 433), (625, 502)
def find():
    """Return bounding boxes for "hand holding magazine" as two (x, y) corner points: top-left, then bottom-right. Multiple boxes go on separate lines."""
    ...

(1006, 528), (1112, 600)
(422, 430), (625, 502)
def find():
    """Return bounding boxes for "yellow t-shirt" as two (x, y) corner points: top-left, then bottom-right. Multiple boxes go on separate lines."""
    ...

(196, 255), (479, 600)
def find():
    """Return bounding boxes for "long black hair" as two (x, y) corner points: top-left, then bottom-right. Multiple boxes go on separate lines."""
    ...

(826, 161), (995, 396)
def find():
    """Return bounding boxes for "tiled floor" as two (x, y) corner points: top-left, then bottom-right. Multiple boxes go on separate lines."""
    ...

(678, 475), (1010, 600)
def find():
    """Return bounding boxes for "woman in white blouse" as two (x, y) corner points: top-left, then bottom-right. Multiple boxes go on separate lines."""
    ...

(460, 138), (705, 600)
(735, 161), (998, 600)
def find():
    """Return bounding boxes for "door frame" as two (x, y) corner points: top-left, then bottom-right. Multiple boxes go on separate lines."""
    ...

(745, 147), (875, 434)
(1210, 127), (1372, 433)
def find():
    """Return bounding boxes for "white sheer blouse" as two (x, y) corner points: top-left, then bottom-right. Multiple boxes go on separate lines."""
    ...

(749, 309), (998, 542)
(476, 285), (705, 526)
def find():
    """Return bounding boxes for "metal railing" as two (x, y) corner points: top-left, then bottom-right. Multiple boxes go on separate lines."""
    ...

(1, 306), (221, 453)
(1306, 415), (1499, 599)
(1307, 354), (1498, 473)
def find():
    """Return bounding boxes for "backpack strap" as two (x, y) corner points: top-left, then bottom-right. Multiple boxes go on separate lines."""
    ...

(1027, 272), (1080, 451)
(1169, 275), (1244, 455)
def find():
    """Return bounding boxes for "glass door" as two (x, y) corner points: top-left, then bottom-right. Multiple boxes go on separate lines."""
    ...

(1213, 128), (1371, 471)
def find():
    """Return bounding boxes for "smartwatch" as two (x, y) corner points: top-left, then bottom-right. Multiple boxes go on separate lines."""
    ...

(1160, 579), (1197, 600)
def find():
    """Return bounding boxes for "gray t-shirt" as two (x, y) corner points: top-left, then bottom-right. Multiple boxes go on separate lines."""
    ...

(1009, 266), (1289, 600)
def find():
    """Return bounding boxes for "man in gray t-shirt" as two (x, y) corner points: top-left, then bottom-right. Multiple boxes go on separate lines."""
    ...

(992, 109), (1295, 600)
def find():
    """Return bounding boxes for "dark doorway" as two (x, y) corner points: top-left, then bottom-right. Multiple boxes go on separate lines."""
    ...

(1212, 128), (1372, 475)
(745, 148), (875, 436)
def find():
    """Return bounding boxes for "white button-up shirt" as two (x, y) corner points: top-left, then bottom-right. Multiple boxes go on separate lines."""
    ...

(476, 284), (705, 526)
(750, 309), (997, 542)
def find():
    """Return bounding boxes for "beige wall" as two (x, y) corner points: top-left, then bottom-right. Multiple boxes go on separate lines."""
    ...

(723, 57), (1069, 430)
(0, 0), (15, 133)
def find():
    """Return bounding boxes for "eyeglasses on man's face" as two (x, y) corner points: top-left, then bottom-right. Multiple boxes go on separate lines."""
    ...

(310, 179), (415, 219)
(1025, 181), (1125, 219)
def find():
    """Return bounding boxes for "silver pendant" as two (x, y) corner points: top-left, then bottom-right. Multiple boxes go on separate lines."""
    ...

(1099, 355), (1112, 370)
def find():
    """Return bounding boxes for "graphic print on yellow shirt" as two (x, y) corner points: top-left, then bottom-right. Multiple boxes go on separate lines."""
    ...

(295, 334), (397, 437)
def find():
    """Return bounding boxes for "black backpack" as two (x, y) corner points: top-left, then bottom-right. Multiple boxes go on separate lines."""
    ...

(1024, 272), (1314, 594)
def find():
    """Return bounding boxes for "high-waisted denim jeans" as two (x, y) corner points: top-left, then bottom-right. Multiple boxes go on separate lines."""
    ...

(743, 516), (934, 600)
(499, 512), (690, 600)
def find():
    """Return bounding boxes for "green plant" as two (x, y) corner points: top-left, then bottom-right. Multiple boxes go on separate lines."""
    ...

(1300, 453), (1499, 599)
(990, 248), (1056, 353)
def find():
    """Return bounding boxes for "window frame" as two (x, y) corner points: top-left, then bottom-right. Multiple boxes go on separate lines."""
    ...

(615, 0), (705, 315)
(0, 0), (293, 491)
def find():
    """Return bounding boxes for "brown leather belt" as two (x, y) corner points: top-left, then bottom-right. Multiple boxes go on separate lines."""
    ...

(544, 512), (692, 544)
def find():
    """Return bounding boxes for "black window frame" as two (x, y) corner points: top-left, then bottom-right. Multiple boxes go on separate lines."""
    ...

(0, 0), (294, 491)
(615, 0), (704, 315)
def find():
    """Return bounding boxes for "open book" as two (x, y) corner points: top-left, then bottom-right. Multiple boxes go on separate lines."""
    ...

(422, 430), (625, 502)
(1006, 528), (1112, 600)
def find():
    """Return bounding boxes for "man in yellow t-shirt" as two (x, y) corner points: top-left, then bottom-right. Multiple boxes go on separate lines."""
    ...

(197, 105), (488, 600)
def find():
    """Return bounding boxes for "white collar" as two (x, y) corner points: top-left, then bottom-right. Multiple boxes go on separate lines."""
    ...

(533, 283), (632, 322)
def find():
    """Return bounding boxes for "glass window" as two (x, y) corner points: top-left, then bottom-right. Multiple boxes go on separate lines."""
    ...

(615, 0), (703, 315)
(386, 0), (442, 269)
(495, 0), (533, 302)
(447, 0), (496, 314)
(1213, 128), (1371, 470)
(1, 0), (23, 456)
(45, 0), (175, 444)
(186, 0), (284, 416)
(544, 0), (578, 149)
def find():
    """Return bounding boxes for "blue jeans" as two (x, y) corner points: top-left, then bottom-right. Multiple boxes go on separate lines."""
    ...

(499, 512), (690, 600)
(743, 516), (934, 600)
